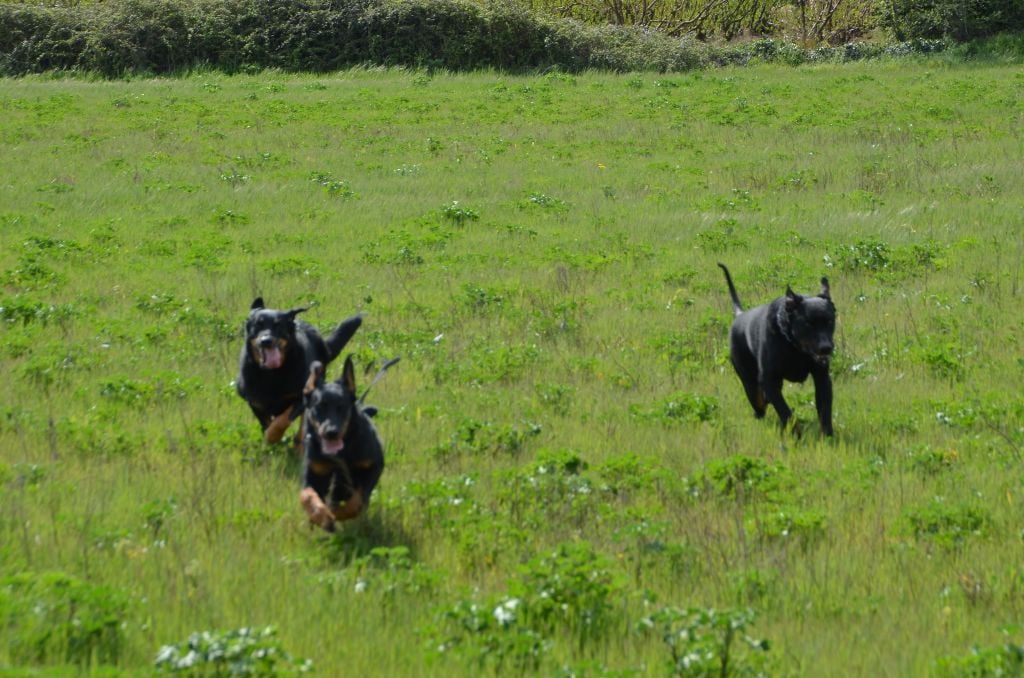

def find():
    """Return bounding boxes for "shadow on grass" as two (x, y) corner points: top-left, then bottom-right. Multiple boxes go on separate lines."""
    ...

(316, 508), (419, 567)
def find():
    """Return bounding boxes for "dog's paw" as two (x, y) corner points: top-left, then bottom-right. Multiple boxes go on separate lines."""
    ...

(300, 488), (335, 531)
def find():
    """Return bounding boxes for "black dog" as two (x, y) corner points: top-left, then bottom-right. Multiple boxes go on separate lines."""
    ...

(718, 263), (836, 436)
(236, 297), (361, 444)
(299, 358), (385, 532)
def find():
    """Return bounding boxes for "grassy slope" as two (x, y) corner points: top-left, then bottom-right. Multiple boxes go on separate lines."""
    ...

(0, 62), (1022, 674)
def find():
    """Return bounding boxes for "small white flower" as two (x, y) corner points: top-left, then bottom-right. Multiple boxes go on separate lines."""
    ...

(493, 598), (520, 626)
(354, 579), (368, 594)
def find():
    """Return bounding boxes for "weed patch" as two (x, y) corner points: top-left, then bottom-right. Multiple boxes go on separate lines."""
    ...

(902, 498), (990, 549)
(154, 627), (312, 674)
(0, 571), (131, 666)
(638, 606), (771, 676)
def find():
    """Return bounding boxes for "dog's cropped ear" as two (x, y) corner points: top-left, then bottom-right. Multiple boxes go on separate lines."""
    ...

(339, 355), (357, 394)
(785, 286), (803, 311)
(251, 297), (265, 310)
(304, 361), (325, 397)
(819, 277), (831, 300)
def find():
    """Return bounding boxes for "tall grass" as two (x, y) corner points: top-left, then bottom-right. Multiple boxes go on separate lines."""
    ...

(1, 63), (1022, 674)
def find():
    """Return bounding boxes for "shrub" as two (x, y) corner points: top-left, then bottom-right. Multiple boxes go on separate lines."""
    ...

(885, 0), (1024, 41)
(0, 0), (709, 76)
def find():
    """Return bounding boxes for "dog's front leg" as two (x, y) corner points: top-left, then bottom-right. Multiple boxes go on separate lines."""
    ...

(300, 487), (336, 532)
(811, 368), (834, 436)
(330, 490), (365, 522)
(761, 378), (793, 432)
(264, 405), (294, 444)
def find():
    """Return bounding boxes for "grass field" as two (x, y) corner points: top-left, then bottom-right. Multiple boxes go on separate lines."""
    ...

(1, 62), (1023, 675)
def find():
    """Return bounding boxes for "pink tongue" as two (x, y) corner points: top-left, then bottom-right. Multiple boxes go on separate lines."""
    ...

(262, 346), (283, 369)
(322, 438), (344, 455)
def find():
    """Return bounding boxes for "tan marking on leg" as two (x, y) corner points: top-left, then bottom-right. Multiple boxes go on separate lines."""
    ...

(264, 405), (294, 444)
(331, 489), (365, 522)
(300, 488), (335, 531)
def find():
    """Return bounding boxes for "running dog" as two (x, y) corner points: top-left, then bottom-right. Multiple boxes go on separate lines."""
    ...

(236, 297), (361, 443)
(299, 358), (385, 532)
(718, 263), (836, 436)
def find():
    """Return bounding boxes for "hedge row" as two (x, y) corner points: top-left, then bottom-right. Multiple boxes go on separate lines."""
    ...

(0, 0), (951, 77)
(888, 0), (1024, 42)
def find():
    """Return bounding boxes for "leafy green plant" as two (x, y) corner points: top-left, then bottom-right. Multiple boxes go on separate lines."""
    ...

(696, 218), (749, 253)
(154, 626), (312, 674)
(441, 200), (479, 225)
(905, 445), (959, 475)
(638, 605), (771, 676)
(493, 448), (596, 529)
(309, 171), (356, 199)
(534, 381), (576, 416)
(902, 498), (990, 549)
(936, 640), (1024, 676)
(0, 295), (77, 326)
(461, 282), (508, 314)
(630, 391), (719, 424)
(910, 336), (967, 381)
(511, 542), (624, 648)
(432, 540), (623, 668)
(727, 568), (778, 606)
(432, 596), (550, 672)
(432, 342), (541, 385)
(318, 546), (440, 602)
(826, 238), (890, 272)
(754, 506), (828, 547)
(524, 193), (568, 211)
(611, 510), (692, 583)
(0, 571), (131, 666)
(430, 416), (543, 461)
(690, 455), (793, 503)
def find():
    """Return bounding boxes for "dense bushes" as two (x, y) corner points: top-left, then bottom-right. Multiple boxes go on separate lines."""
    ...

(0, 0), (958, 76)
(885, 0), (1024, 41)
(0, 0), (708, 75)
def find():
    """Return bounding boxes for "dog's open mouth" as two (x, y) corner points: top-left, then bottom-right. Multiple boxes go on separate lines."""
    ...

(260, 345), (283, 369)
(320, 436), (344, 455)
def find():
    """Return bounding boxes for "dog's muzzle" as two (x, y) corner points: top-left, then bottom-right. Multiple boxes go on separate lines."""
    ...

(255, 333), (284, 369)
(319, 430), (345, 455)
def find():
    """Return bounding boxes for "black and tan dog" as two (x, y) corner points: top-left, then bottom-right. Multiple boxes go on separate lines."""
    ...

(299, 358), (385, 532)
(236, 297), (362, 444)
(718, 263), (836, 436)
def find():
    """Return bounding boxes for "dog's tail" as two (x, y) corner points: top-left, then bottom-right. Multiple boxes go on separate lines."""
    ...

(325, 313), (363, 363)
(717, 263), (744, 317)
(358, 357), (401, 405)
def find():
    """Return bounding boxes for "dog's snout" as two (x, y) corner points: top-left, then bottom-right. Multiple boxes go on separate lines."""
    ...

(819, 344), (833, 356)
(258, 335), (274, 348)
(322, 428), (340, 441)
